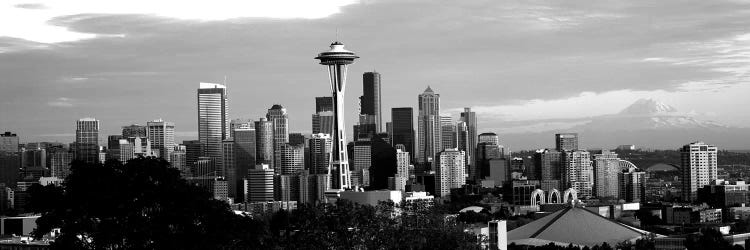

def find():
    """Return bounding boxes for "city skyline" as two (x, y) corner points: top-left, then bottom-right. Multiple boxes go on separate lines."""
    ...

(2, 0), (750, 150)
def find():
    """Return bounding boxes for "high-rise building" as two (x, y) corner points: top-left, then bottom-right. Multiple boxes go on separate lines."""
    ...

(455, 121), (469, 160)
(619, 168), (646, 202)
(361, 72), (382, 132)
(50, 150), (73, 180)
(75, 118), (100, 164)
(534, 149), (562, 191)
(106, 135), (124, 161)
(478, 132), (500, 145)
(0, 132), (19, 153)
(197, 82), (229, 174)
(229, 119), (250, 139)
(488, 158), (510, 187)
(309, 133), (332, 175)
(681, 141), (718, 202)
(122, 124), (147, 138)
(183, 140), (202, 168)
(267, 104), (289, 174)
(440, 116), (456, 151)
(222, 139), (236, 199)
(233, 126), (256, 203)
(246, 164), (274, 202)
(315, 41), (358, 190)
(289, 133), (306, 147)
(169, 145), (189, 177)
(315, 96), (333, 113)
(352, 139), (372, 188)
(391, 107), (414, 161)
(312, 111), (334, 135)
(555, 133), (579, 151)
(593, 150), (621, 198)
(146, 119), (175, 162)
(460, 108), (477, 172)
(0, 152), (20, 187)
(436, 148), (465, 197)
(475, 135), (502, 182)
(279, 143), (304, 175)
(117, 137), (153, 163)
(562, 150), (593, 198)
(396, 149), (410, 179)
(254, 118), (274, 167)
(417, 86), (441, 164)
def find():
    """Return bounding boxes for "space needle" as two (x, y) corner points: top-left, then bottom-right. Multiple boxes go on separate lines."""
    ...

(316, 41), (358, 190)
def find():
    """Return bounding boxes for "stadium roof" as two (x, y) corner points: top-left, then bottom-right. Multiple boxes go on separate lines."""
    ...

(508, 206), (657, 247)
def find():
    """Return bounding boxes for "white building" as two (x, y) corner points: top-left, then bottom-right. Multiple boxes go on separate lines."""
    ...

(436, 148), (466, 197)
(563, 150), (593, 199)
(681, 141), (718, 202)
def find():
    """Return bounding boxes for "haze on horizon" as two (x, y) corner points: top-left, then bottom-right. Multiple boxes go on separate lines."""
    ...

(1, 0), (749, 150)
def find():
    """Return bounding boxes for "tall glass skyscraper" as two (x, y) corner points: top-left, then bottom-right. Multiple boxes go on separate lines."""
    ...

(417, 86), (441, 164)
(266, 105), (289, 174)
(146, 119), (175, 162)
(460, 107), (477, 170)
(361, 72), (382, 133)
(391, 107), (414, 162)
(75, 118), (100, 164)
(254, 118), (274, 167)
(197, 82), (229, 176)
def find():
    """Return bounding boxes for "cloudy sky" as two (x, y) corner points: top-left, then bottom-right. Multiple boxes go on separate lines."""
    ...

(1, 0), (749, 146)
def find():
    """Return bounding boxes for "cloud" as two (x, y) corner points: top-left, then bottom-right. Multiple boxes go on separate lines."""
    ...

(47, 97), (74, 107)
(0, 0), (359, 43)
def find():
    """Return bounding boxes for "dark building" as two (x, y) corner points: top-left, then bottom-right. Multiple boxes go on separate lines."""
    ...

(460, 108), (477, 173)
(0, 152), (19, 188)
(183, 140), (202, 171)
(555, 133), (578, 151)
(476, 142), (502, 181)
(361, 72), (382, 132)
(289, 133), (306, 147)
(233, 127), (256, 203)
(368, 135), (397, 190)
(391, 107), (414, 161)
(697, 180), (749, 208)
(315, 96), (333, 113)
(122, 124), (147, 138)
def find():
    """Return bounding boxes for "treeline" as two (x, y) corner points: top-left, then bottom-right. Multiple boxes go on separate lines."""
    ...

(28, 157), (484, 249)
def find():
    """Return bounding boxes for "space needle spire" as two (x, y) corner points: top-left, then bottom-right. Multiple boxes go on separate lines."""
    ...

(315, 41), (359, 190)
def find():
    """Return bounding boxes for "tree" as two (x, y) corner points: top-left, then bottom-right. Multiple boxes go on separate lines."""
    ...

(30, 157), (268, 249)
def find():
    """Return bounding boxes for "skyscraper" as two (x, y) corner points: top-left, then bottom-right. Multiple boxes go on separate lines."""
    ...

(313, 96), (334, 136)
(555, 133), (579, 151)
(122, 124), (146, 138)
(309, 133), (332, 175)
(456, 121), (469, 160)
(315, 41), (358, 190)
(254, 118), (274, 167)
(0, 132), (19, 153)
(436, 148), (465, 197)
(476, 136), (502, 182)
(352, 139), (372, 188)
(233, 126), (256, 203)
(681, 141), (718, 202)
(391, 108), (414, 161)
(361, 71), (382, 132)
(619, 168), (646, 203)
(279, 143), (304, 175)
(534, 149), (562, 191)
(169, 145), (189, 177)
(246, 164), (274, 202)
(197, 82), (229, 173)
(75, 118), (100, 164)
(50, 150), (73, 179)
(221, 139), (236, 199)
(183, 140), (202, 169)
(440, 116), (456, 151)
(478, 132), (500, 145)
(562, 150), (593, 199)
(460, 107), (477, 171)
(146, 119), (175, 162)
(593, 150), (621, 198)
(315, 96), (333, 113)
(417, 86), (441, 164)
(267, 105), (289, 174)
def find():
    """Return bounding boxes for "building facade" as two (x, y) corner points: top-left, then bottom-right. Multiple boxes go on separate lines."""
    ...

(417, 87), (441, 164)
(681, 141), (718, 202)
(436, 148), (465, 197)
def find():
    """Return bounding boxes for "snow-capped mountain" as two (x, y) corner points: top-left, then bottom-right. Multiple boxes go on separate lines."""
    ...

(577, 98), (726, 131)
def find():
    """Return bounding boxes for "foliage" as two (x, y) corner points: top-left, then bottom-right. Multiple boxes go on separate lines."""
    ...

(30, 157), (268, 249)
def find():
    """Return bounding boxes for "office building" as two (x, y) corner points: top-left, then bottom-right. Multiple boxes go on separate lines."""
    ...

(312, 111), (334, 135)
(681, 141), (718, 202)
(618, 168), (646, 203)
(698, 179), (749, 208)
(361, 71), (382, 132)
(74, 118), (100, 164)
(417, 86), (441, 164)
(593, 150), (621, 198)
(254, 118), (274, 167)
(246, 164), (274, 202)
(267, 104), (289, 173)
(476, 135), (502, 182)
(117, 137), (153, 163)
(222, 139), (236, 199)
(233, 126), (256, 203)
(197, 82), (229, 175)
(391, 108), (414, 161)
(562, 150), (593, 199)
(488, 220), (508, 250)
(50, 150), (73, 179)
(488, 158), (510, 187)
(315, 41), (357, 190)
(0, 132), (19, 153)
(0, 152), (19, 187)
(315, 96), (333, 113)
(122, 124), (146, 138)
(183, 140), (202, 168)
(460, 108), (477, 173)
(169, 145), (189, 177)
(309, 133), (332, 175)
(279, 143), (304, 175)
(555, 133), (578, 151)
(435, 148), (465, 197)
(229, 119), (250, 139)
(440, 116), (456, 151)
(146, 119), (175, 162)
(534, 149), (563, 191)
(352, 139), (372, 188)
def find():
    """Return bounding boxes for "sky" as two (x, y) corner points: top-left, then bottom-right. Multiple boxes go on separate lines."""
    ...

(1, 0), (749, 147)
